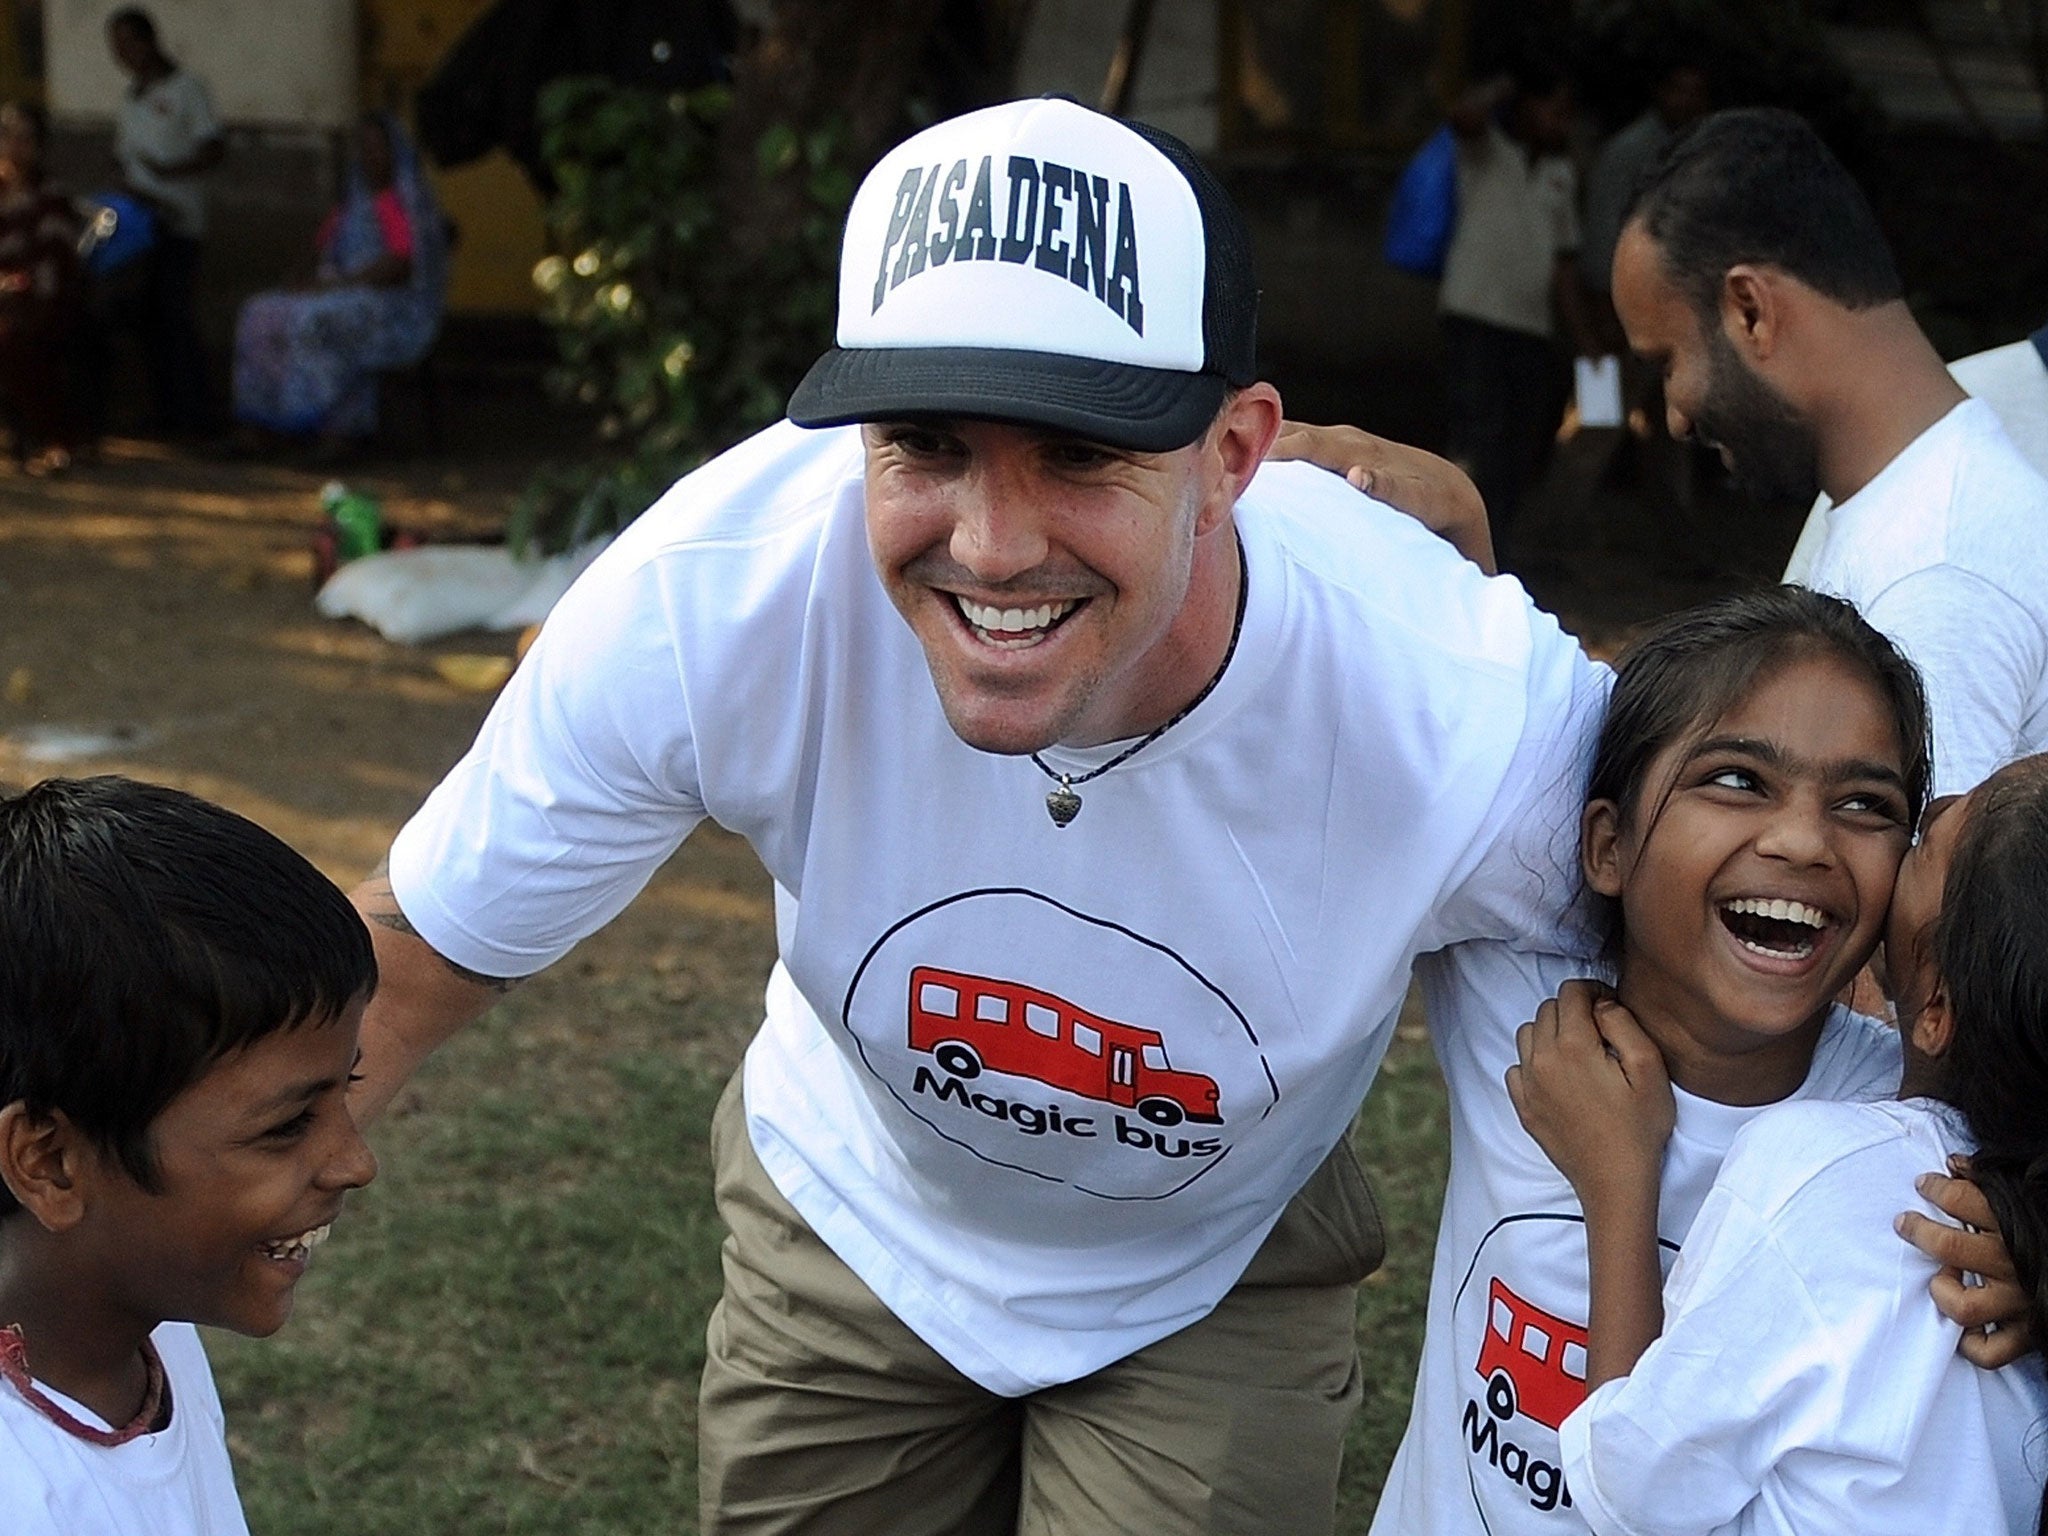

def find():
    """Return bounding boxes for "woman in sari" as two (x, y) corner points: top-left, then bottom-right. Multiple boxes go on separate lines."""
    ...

(231, 112), (448, 444)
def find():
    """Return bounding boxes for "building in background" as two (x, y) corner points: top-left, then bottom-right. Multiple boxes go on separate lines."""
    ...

(37, 0), (543, 331)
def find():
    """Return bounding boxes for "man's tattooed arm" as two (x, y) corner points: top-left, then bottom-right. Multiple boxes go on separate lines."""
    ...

(357, 862), (520, 994)
(347, 856), (528, 1122)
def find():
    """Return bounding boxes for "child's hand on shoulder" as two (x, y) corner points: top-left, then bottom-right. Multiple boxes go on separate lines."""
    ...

(1506, 979), (1675, 1210)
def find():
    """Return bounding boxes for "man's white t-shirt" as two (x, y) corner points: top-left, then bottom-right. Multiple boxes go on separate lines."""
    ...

(114, 71), (221, 238)
(0, 1323), (250, 1535)
(1560, 1098), (2048, 1536)
(1950, 333), (2048, 480)
(1778, 398), (2048, 796)
(1369, 942), (1901, 1536)
(390, 420), (1608, 1396)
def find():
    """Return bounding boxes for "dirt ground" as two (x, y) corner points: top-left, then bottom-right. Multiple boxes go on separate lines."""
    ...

(0, 409), (1799, 1058)
(0, 429), (784, 1088)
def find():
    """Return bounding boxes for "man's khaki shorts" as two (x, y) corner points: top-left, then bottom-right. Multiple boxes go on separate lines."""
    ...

(698, 1070), (1384, 1535)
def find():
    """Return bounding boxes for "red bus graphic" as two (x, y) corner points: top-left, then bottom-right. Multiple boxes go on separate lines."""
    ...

(907, 966), (1223, 1126)
(1474, 1277), (1589, 1432)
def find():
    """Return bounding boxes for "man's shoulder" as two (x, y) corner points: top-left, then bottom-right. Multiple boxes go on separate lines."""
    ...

(1917, 404), (2048, 577)
(536, 421), (870, 658)
(1823, 401), (2048, 596)
(608, 420), (867, 564)
(1242, 459), (1593, 687)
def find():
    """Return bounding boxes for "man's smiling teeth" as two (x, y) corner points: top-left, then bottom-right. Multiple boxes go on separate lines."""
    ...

(261, 1224), (331, 1263)
(1721, 897), (1827, 929)
(955, 596), (1077, 637)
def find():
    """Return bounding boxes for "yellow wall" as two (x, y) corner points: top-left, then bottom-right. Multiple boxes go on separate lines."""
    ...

(364, 0), (546, 314)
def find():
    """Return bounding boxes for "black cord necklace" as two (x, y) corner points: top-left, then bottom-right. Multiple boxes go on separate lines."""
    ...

(1028, 532), (1248, 828)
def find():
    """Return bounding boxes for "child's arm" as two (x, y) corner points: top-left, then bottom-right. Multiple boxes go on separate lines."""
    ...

(1506, 979), (1674, 1387)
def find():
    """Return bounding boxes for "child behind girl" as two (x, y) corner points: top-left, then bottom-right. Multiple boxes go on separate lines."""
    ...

(1371, 586), (1937, 1536)
(1521, 756), (2048, 1534)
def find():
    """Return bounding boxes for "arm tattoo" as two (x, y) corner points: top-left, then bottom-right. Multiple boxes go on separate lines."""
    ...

(359, 872), (521, 994)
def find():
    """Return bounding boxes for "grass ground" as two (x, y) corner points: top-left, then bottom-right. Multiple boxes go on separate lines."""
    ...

(207, 978), (1452, 1534)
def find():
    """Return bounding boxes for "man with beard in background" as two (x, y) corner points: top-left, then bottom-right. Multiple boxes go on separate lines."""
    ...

(1613, 107), (2048, 799)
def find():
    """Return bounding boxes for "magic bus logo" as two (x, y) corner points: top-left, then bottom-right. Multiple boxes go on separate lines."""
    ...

(839, 889), (1277, 1201)
(910, 965), (1223, 1145)
(1446, 1213), (1677, 1526)
(1451, 1218), (1593, 1522)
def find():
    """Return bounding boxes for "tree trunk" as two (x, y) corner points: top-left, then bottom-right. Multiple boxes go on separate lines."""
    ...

(718, 0), (950, 257)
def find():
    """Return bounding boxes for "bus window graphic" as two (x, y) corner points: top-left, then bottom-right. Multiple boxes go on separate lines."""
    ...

(1474, 1277), (1589, 1432)
(909, 965), (1223, 1126)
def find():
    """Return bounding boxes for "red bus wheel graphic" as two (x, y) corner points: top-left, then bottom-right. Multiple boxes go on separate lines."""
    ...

(1485, 1368), (1517, 1423)
(1136, 1096), (1185, 1128)
(933, 1041), (983, 1079)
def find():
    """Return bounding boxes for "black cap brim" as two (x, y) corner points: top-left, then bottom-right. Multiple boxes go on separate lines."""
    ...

(787, 345), (1228, 453)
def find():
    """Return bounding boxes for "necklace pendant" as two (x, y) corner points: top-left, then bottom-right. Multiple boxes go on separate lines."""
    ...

(1045, 780), (1082, 827)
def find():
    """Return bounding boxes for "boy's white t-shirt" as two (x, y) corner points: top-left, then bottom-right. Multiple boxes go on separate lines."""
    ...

(0, 1322), (249, 1535)
(390, 420), (1608, 1396)
(1560, 1098), (2048, 1536)
(1369, 942), (1901, 1536)
(1778, 398), (2048, 796)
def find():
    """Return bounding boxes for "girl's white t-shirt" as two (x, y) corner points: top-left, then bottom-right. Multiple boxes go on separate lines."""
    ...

(0, 1322), (250, 1535)
(1561, 1097), (2048, 1536)
(390, 420), (1609, 1396)
(1369, 941), (1902, 1536)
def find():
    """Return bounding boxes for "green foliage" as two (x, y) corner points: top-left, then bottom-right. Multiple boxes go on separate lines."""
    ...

(513, 79), (854, 553)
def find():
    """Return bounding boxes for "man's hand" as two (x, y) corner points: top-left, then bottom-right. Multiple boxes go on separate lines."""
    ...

(1899, 1159), (2037, 1367)
(1267, 421), (1495, 573)
(1507, 980), (1675, 1209)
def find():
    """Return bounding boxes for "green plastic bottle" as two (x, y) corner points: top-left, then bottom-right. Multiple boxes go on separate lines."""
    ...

(321, 481), (383, 563)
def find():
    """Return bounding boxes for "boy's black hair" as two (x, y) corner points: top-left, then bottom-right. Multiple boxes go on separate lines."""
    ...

(1583, 585), (1931, 960)
(1932, 760), (2048, 1536)
(0, 777), (375, 1216)
(1626, 107), (1900, 324)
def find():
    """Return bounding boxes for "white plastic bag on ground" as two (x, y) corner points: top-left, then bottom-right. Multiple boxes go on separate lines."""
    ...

(315, 539), (610, 645)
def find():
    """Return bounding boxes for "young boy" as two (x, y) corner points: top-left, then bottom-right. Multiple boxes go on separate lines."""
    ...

(0, 776), (377, 1534)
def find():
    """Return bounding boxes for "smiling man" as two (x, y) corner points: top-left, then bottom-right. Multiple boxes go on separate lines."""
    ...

(345, 98), (1609, 1534)
(1611, 108), (2048, 798)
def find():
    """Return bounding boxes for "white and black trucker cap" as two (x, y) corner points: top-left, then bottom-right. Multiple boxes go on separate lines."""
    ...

(787, 96), (1258, 452)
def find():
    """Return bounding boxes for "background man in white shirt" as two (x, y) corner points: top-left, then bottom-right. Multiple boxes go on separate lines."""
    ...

(107, 6), (222, 436)
(1611, 108), (2048, 797)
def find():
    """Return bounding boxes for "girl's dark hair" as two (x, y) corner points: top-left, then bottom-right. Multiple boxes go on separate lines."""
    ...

(1931, 757), (2048, 1535)
(1583, 586), (1931, 957)
(0, 776), (376, 1216)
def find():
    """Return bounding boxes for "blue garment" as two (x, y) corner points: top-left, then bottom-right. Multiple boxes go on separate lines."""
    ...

(232, 115), (449, 436)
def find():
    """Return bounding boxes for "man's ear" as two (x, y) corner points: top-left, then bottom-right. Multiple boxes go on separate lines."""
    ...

(1720, 264), (1783, 364)
(1199, 382), (1284, 532)
(1908, 979), (1957, 1060)
(0, 1103), (91, 1234)
(1581, 798), (1626, 898)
